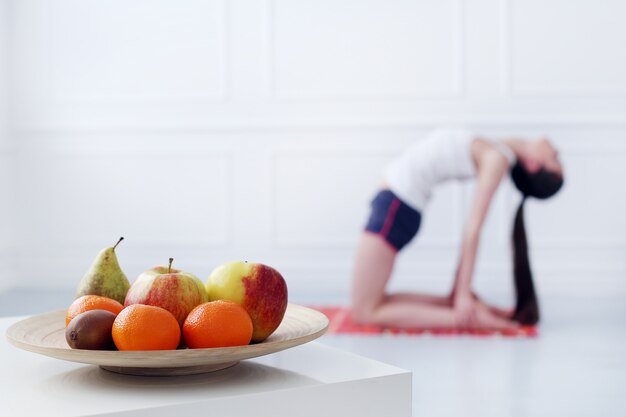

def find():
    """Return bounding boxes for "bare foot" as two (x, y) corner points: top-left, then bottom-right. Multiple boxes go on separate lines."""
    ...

(471, 293), (514, 320)
(480, 301), (513, 320)
(474, 304), (519, 330)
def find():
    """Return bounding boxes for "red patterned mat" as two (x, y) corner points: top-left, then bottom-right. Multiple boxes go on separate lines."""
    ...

(312, 306), (538, 337)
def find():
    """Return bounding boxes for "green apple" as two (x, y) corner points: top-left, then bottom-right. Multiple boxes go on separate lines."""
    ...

(206, 261), (288, 342)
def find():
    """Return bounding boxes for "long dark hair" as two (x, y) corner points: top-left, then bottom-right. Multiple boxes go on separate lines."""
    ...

(510, 162), (563, 325)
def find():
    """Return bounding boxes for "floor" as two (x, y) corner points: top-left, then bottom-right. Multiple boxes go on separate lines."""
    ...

(317, 295), (626, 417)
(2, 289), (625, 417)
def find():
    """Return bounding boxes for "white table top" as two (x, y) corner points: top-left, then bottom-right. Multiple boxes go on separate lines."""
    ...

(1, 315), (411, 417)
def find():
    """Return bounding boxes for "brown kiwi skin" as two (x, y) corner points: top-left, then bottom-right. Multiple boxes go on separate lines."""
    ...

(65, 309), (117, 350)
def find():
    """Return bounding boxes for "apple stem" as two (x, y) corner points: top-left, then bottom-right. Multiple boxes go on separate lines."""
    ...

(113, 237), (124, 251)
(168, 257), (174, 274)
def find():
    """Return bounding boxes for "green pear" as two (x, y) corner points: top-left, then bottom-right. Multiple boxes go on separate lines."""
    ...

(75, 237), (130, 304)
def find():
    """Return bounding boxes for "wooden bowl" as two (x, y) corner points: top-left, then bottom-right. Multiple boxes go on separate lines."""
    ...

(5, 304), (328, 376)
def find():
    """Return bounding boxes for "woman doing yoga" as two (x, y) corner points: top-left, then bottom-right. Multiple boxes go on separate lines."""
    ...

(351, 128), (564, 330)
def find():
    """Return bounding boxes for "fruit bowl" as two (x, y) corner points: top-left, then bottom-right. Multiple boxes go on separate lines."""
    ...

(5, 304), (328, 376)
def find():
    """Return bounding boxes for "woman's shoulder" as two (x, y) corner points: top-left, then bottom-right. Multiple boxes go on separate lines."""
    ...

(471, 138), (515, 173)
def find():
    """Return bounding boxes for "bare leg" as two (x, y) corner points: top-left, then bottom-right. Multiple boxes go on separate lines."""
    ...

(392, 289), (513, 319)
(365, 282), (513, 317)
(350, 233), (516, 330)
(387, 292), (452, 307)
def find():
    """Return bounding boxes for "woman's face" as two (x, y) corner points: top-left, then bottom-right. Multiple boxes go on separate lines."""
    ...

(524, 139), (563, 176)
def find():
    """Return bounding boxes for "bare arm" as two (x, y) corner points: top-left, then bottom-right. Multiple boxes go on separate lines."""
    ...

(453, 147), (509, 325)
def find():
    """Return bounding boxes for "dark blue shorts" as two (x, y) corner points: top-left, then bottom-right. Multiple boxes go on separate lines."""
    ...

(365, 190), (421, 251)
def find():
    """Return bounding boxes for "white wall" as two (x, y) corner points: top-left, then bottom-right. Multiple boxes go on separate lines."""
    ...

(4, 0), (626, 301)
(0, 0), (16, 292)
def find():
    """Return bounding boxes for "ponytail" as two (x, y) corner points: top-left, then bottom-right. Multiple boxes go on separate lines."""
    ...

(512, 197), (540, 325)
(509, 158), (563, 325)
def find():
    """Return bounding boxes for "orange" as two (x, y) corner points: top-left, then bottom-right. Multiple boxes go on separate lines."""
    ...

(66, 295), (124, 326)
(112, 304), (180, 351)
(183, 300), (253, 349)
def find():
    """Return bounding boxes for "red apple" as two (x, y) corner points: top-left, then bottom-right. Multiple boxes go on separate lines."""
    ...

(206, 261), (288, 342)
(125, 258), (206, 327)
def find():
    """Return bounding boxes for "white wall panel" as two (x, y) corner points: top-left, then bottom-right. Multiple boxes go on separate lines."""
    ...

(272, 151), (391, 247)
(0, 0), (7, 137)
(528, 147), (626, 248)
(270, 0), (462, 98)
(509, 0), (626, 95)
(16, 150), (232, 249)
(0, 0), (8, 147)
(0, 151), (15, 292)
(0, 0), (14, 291)
(13, 0), (227, 105)
(0, 154), (13, 249)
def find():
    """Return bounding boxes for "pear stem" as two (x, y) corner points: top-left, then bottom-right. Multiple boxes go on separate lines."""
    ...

(168, 258), (174, 274)
(113, 237), (124, 251)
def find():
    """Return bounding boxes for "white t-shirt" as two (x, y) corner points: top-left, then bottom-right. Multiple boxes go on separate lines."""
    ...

(384, 128), (515, 211)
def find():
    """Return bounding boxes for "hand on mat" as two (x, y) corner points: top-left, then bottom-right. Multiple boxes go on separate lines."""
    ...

(456, 293), (518, 330)
(474, 304), (519, 330)
(471, 292), (514, 320)
(453, 292), (478, 328)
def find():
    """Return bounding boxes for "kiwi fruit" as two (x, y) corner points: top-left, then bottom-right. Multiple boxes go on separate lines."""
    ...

(65, 309), (116, 350)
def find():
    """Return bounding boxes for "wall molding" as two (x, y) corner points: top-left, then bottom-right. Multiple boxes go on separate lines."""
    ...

(43, 0), (230, 106)
(501, 0), (626, 98)
(13, 115), (626, 134)
(15, 149), (235, 248)
(266, 0), (465, 101)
